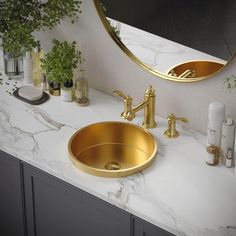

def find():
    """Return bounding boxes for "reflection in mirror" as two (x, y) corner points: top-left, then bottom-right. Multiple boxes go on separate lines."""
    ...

(96, 0), (236, 82)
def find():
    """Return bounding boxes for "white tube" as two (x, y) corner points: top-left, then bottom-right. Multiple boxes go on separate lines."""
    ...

(207, 101), (225, 147)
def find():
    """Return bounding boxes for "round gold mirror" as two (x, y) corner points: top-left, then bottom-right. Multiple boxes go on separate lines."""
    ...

(94, 0), (236, 82)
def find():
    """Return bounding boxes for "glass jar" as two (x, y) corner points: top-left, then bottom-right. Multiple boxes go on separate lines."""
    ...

(4, 51), (24, 78)
(61, 79), (73, 102)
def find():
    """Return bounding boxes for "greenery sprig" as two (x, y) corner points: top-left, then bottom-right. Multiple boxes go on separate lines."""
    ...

(40, 0), (82, 28)
(41, 39), (79, 84)
(99, 1), (107, 13)
(223, 75), (236, 92)
(0, 0), (82, 57)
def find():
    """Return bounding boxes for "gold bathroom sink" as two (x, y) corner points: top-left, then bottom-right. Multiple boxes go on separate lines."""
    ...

(167, 60), (224, 78)
(68, 122), (157, 177)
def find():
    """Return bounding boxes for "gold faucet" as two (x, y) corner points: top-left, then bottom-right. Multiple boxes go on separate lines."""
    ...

(164, 113), (188, 138)
(168, 69), (196, 78)
(113, 86), (157, 129)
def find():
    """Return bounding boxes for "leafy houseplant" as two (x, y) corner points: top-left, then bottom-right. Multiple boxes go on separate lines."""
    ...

(0, 0), (82, 57)
(41, 39), (79, 96)
(0, 0), (82, 78)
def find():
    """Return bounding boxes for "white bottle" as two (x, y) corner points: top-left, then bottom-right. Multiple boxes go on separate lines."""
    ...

(221, 118), (235, 165)
(206, 102), (225, 165)
(207, 102), (225, 147)
(23, 51), (33, 84)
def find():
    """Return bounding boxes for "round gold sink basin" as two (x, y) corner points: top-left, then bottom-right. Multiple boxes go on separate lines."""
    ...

(167, 60), (224, 78)
(68, 122), (157, 177)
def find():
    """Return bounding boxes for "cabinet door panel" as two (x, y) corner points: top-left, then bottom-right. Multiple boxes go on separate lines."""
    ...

(23, 164), (131, 236)
(0, 150), (25, 236)
(133, 216), (175, 236)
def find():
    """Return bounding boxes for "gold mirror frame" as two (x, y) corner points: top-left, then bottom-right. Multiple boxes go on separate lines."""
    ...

(94, 0), (236, 83)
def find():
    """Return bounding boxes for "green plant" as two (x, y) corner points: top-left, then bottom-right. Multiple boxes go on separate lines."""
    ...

(0, 0), (82, 57)
(99, 1), (107, 13)
(41, 39), (79, 84)
(97, 1), (120, 37)
(223, 75), (236, 91)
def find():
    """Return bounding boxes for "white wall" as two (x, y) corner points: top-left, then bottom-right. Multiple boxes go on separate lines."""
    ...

(23, 0), (236, 133)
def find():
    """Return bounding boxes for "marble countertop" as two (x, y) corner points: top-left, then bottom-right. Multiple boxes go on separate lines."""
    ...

(0, 76), (236, 236)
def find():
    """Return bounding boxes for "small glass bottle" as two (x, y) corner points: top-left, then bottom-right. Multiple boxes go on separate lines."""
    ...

(205, 145), (219, 166)
(75, 69), (89, 106)
(61, 79), (74, 102)
(32, 46), (44, 88)
(226, 148), (233, 168)
(41, 73), (48, 92)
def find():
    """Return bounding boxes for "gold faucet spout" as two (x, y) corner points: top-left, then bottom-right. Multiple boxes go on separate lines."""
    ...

(113, 86), (157, 129)
(132, 100), (149, 113)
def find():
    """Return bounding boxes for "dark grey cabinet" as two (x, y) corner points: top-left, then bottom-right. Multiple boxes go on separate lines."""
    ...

(23, 163), (131, 236)
(133, 216), (175, 236)
(0, 150), (25, 236)
(0, 150), (175, 236)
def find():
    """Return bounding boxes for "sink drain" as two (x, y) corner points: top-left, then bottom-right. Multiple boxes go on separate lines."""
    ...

(105, 162), (121, 170)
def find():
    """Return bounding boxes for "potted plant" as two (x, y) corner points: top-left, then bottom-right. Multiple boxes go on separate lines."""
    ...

(0, 0), (82, 78)
(224, 75), (236, 91)
(41, 39), (79, 100)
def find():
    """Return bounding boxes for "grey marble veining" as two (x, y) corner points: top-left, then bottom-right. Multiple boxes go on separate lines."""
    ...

(114, 19), (226, 74)
(0, 76), (235, 236)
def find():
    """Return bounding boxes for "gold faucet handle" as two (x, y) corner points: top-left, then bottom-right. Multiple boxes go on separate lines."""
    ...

(167, 114), (188, 123)
(176, 117), (188, 123)
(113, 90), (133, 103)
(164, 113), (188, 138)
(113, 90), (134, 120)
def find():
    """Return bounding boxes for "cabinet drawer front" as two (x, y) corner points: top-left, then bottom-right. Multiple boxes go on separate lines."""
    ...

(23, 164), (131, 236)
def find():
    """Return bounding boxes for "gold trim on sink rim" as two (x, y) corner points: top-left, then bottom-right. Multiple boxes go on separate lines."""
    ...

(68, 121), (157, 177)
